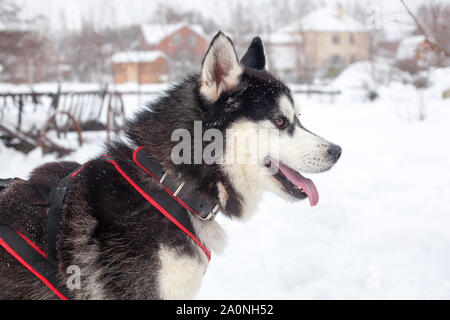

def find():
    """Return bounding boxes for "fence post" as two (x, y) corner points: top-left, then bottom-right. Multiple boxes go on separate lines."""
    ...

(97, 84), (109, 119)
(17, 95), (23, 130)
(51, 84), (62, 110)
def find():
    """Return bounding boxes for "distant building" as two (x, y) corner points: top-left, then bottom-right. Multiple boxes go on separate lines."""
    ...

(377, 10), (416, 59)
(138, 23), (208, 60)
(56, 62), (72, 81)
(111, 51), (168, 84)
(396, 35), (431, 65)
(265, 32), (303, 83)
(111, 23), (209, 83)
(278, 5), (369, 71)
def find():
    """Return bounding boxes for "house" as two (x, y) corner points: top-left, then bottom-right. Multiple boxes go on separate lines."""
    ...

(280, 5), (369, 69)
(265, 32), (303, 82)
(377, 10), (416, 59)
(111, 51), (168, 84)
(111, 23), (208, 84)
(110, 23), (210, 82)
(396, 35), (432, 66)
(138, 23), (208, 60)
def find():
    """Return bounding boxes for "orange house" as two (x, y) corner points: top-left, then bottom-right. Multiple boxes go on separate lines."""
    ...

(139, 23), (208, 60)
(112, 51), (168, 84)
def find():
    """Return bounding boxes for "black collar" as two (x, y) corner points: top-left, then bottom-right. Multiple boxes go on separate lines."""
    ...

(133, 147), (220, 221)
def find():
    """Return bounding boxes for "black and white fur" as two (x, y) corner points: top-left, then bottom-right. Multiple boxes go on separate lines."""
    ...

(0, 33), (341, 300)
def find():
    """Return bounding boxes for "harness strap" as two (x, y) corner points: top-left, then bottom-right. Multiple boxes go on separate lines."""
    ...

(0, 149), (212, 300)
(133, 147), (219, 221)
(47, 162), (91, 265)
(47, 174), (71, 264)
(103, 155), (211, 261)
(0, 164), (86, 300)
(0, 224), (70, 300)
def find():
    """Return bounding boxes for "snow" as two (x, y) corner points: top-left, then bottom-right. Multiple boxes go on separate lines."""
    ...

(268, 45), (299, 72)
(0, 82), (102, 94)
(0, 82), (167, 139)
(266, 32), (302, 72)
(427, 68), (450, 98)
(0, 22), (31, 32)
(396, 35), (426, 61)
(141, 23), (207, 46)
(330, 60), (392, 90)
(111, 51), (166, 64)
(197, 91), (450, 299)
(0, 82), (171, 94)
(266, 32), (302, 45)
(1, 67), (450, 299)
(0, 132), (107, 178)
(380, 10), (417, 42)
(282, 7), (366, 33)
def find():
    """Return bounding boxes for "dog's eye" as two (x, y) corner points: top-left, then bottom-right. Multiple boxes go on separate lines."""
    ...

(274, 117), (288, 129)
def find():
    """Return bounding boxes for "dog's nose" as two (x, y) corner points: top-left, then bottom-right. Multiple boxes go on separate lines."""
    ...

(327, 144), (342, 162)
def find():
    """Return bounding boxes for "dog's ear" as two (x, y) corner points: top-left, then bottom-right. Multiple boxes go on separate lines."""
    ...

(241, 37), (267, 70)
(200, 32), (243, 102)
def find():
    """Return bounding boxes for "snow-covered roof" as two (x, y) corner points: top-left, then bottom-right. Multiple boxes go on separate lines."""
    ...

(381, 11), (416, 42)
(269, 45), (299, 71)
(396, 35), (426, 61)
(282, 7), (366, 33)
(0, 22), (31, 32)
(141, 23), (207, 45)
(265, 31), (302, 45)
(111, 51), (166, 64)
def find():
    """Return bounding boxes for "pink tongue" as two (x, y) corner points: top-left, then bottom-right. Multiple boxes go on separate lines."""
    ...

(272, 159), (319, 207)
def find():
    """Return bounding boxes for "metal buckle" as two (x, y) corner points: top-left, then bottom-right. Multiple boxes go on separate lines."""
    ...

(199, 204), (219, 221)
(173, 182), (185, 197)
(160, 172), (168, 184)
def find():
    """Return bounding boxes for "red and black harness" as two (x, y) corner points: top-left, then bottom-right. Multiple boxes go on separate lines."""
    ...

(0, 147), (218, 300)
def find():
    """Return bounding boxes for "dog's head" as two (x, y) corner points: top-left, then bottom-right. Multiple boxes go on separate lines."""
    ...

(199, 32), (342, 218)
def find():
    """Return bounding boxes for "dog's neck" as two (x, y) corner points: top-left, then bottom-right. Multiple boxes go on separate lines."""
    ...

(122, 77), (249, 220)
(108, 138), (247, 221)
(220, 162), (263, 221)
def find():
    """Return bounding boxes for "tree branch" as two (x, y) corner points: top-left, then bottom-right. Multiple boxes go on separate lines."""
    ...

(400, 0), (450, 58)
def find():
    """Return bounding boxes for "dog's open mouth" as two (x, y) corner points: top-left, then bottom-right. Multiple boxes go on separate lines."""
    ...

(265, 156), (319, 207)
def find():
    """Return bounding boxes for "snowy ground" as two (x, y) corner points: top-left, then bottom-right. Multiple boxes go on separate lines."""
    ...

(1, 79), (450, 299)
(199, 94), (450, 299)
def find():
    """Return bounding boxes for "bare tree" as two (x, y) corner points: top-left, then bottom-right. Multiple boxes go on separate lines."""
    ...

(151, 3), (219, 31)
(401, 0), (450, 65)
(56, 21), (110, 83)
(393, 0), (450, 121)
(0, 0), (57, 83)
(0, 0), (19, 25)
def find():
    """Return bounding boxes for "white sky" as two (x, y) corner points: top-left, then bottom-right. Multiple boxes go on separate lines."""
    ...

(15, 0), (428, 38)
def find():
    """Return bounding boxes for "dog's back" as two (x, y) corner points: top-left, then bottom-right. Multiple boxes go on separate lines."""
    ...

(0, 161), (79, 299)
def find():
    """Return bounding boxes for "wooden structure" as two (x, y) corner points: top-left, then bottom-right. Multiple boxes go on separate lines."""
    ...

(0, 85), (125, 157)
(138, 23), (208, 58)
(112, 51), (168, 84)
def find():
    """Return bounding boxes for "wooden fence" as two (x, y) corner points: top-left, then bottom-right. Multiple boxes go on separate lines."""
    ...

(0, 85), (127, 156)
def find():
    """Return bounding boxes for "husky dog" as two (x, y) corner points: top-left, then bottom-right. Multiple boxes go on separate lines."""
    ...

(0, 32), (341, 300)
